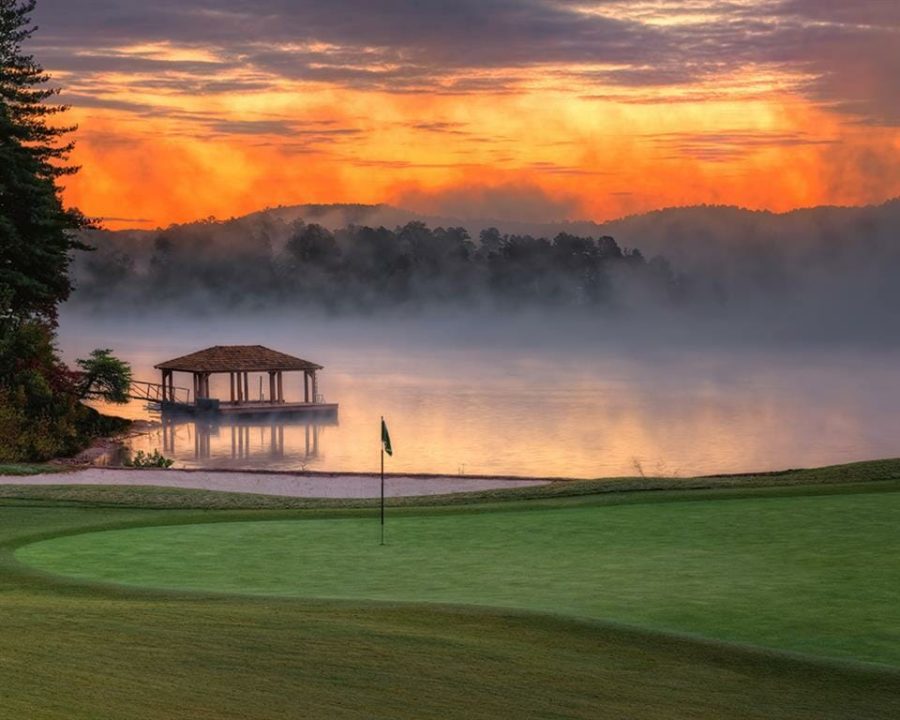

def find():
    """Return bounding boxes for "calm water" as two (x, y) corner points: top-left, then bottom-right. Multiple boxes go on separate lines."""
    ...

(59, 312), (900, 478)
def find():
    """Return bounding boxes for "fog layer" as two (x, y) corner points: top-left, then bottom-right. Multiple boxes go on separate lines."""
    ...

(67, 200), (900, 344)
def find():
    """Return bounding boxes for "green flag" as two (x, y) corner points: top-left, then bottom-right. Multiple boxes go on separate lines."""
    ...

(381, 418), (393, 456)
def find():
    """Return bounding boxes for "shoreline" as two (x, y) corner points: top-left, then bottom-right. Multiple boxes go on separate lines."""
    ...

(34, 451), (900, 484)
(2, 457), (899, 501)
(0, 467), (549, 499)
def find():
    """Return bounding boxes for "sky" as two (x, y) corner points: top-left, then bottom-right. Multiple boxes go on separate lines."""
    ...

(30, 0), (900, 229)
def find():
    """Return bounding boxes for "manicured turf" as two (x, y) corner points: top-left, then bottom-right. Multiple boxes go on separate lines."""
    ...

(0, 462), (66, 476)
(16, 485), (900, 666)
(3, 462), (900, 718)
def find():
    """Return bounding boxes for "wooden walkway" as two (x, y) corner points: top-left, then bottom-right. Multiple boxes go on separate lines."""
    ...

(127, 380), (191, 405)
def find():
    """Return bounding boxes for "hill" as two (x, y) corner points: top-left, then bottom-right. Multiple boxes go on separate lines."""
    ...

(67, 199), (900, 340)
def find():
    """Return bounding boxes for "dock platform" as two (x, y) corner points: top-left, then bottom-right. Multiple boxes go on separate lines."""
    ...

(161, 401), (338, 417)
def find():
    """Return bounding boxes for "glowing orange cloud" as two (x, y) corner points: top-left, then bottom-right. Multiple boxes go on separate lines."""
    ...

(58, 78), (900, 230)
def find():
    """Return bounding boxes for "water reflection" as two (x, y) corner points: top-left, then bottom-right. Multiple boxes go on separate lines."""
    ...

(71, 316), (900, 477)
(138, 414), (337, 469)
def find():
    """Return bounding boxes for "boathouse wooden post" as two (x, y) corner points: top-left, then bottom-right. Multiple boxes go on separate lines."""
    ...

(304, 371), (310, 403)
(277, 371), (284, 403)
(311, 370), (318, 403)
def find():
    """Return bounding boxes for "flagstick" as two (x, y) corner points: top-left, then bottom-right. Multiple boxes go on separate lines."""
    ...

(380, 417), (385, 546)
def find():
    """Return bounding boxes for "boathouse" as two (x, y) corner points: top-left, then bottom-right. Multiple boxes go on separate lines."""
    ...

(154, 345), (336, 415)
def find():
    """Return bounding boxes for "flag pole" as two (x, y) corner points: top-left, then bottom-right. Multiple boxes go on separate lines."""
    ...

(380, 416), (385, 546)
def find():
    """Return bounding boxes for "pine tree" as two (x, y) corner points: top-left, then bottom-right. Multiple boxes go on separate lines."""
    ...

(0, 0), (89, 323)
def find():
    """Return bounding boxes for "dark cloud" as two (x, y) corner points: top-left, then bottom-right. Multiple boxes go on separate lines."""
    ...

(38, 51), (233, 75)
(30, 1), (900, 124)
(207, 119), (300, 136)
(59, 93), (158, 114)
(647, 130), (838, 163)
(525, 161), (610, 176)
(191, 119), (364, 142)
(346, 159), (475, 171)
(99, 216), (155, 224)
(409, 122), (470, 135)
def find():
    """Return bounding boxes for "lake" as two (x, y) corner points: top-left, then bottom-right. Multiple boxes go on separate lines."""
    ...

(58, 310), (900, 478)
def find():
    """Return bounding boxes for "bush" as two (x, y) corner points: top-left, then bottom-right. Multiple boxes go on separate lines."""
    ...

(0, 320), (130, 462)
(124, 449), (174, 469)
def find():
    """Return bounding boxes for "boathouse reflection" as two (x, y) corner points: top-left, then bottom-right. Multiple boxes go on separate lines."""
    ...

(159, 414), (336, 464)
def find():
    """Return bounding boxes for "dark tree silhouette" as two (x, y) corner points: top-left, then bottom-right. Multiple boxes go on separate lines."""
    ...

(0, 1), (129, 463)
(67, 216), (683, 313)
(0, 0), (90, 323)
(76, 348), (132, 403)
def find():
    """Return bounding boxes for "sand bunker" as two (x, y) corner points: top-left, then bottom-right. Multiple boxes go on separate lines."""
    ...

(2, 468), (548, 498)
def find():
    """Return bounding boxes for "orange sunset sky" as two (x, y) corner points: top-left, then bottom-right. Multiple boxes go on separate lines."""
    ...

(32, 0), (900, 229)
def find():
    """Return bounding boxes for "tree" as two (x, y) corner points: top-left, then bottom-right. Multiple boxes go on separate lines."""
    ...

(0, 2), (127, 463)
(285, 222), (340, 267)
(0, 0), (89, 323)
(76, 348), (132, 403)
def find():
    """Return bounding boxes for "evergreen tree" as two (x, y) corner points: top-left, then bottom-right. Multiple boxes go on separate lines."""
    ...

(0, 1), (130, 463)
(0, 0), (89, 323)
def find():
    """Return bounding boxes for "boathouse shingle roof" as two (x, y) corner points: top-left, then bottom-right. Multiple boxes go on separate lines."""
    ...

(155, 345), (323, 373)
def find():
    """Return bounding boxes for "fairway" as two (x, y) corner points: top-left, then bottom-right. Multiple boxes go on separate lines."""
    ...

(17, 487), (900, 666)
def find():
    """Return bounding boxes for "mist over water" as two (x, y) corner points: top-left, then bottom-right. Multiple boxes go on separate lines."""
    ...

(59, 307), (900, 478)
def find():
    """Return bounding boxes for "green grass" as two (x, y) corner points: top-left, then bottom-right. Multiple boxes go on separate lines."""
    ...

(2, 461), (900, 718)
(2, 456), (900, 510)
(16, 488), (900, 666)
(0, 462), (67, 476)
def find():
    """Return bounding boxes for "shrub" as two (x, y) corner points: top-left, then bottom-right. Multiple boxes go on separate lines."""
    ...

(124, 449), (174, 469)
(0, 320), (130, 462)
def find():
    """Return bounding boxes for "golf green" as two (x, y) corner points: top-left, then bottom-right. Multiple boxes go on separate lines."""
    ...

(17, 489), (900, 666)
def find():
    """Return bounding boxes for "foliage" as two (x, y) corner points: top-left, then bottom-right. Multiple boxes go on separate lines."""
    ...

(0, 0), (90, 323)
(0, 289), (133, 459)
(69, 218), (687, 312)
(0, 279), (129, 463)
(0, 4), (124, 462)
(76, 348), (132, 403)
(123, 449), (174, 468)
(0, 315), (76, 460)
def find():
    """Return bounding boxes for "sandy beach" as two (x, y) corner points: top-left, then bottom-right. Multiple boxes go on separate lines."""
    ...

(1, 468), (549, 498)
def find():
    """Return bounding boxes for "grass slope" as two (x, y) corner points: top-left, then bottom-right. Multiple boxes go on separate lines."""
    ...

(2, 461), (900, 719)
(16, 487), (900, 666)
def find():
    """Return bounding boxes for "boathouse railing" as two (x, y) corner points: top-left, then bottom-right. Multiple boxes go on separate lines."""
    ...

(128, 380), (191, 405)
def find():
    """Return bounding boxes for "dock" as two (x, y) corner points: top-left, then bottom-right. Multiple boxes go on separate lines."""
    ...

(160, 400), (339, 416)
(130, 345), (340, 418)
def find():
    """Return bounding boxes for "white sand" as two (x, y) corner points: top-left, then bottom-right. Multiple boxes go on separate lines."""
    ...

(2, 468), (549, 499)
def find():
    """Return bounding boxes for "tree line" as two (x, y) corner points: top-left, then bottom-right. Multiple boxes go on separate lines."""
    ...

(72, 219), (686, 312)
